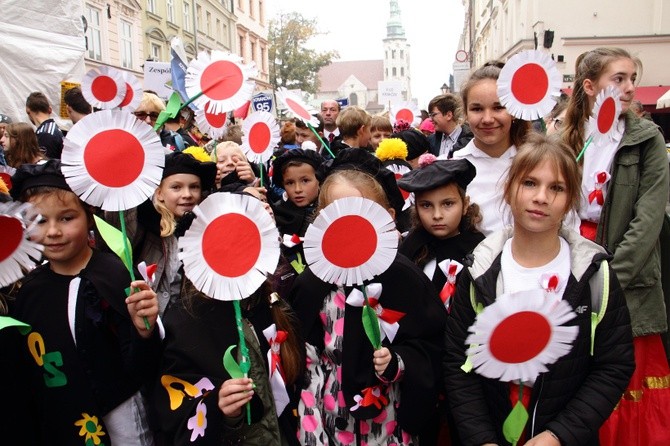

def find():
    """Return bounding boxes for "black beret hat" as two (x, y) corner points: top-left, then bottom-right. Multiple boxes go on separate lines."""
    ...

(271, 148), (325, 187)
(319, 148), (405, 216)
(389, 129), (430, 161)
(397, 158), (476, 193)
(10, 159), (71, 200)
(163, 152), (217, 191)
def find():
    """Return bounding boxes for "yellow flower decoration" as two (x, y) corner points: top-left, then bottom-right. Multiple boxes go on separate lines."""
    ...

(183, 146), (212, 163)
(74, 413), (106, 445)
(0, 177), (8, 195)
(375, 138), (408, 162)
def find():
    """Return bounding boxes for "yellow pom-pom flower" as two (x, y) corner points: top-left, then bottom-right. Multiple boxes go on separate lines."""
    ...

(183, 146), (212, 163)
(375, 138), (408, 161)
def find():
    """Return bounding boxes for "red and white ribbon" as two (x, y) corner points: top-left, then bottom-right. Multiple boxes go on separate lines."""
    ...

(262, 324), (290, 415)
(282, 233), (303, 248)
(138, 261), (157, 287)
(586, 171), (610, 221)
(346, 283), (406, 343)
(437, 259), (463, 311)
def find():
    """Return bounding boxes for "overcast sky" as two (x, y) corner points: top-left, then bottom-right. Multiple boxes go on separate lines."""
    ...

(266, 0), (465, 109)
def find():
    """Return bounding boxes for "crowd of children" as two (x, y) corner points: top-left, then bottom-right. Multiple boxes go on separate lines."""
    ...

(1, 46), (669, 446)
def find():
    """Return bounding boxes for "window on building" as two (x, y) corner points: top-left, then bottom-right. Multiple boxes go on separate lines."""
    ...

(400, 50), (404, 59)
(196, 5), (202, 30)
(166, 0), (175, 22)
(206, 11), (212, 35)
(392, 50), (396, 59)
(260, 46), (266, 71)
(385, 68), (388, 77)
(250, 41), (256, 65)
(147, 0), (156, 14)
(385, 50), (388, 59)
(259, 0), (264, 23)
(349, 93), (358, 106)
(216, 18), (221, 41)
(85, 5), (102, 61)
(120, 20), (133, 69)
(237, 0), (243, 11)
(239, 35), (245, 57)
(184, 2), (191, 31)
(222, 22), (229, 46)
(151, 42), (162, 61)
(249, 0), (255, 18)
(392, 67), (397, 76)
(401, 67), (404, 76)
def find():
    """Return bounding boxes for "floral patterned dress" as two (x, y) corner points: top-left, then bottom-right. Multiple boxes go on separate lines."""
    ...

(297, 287), (416, 445)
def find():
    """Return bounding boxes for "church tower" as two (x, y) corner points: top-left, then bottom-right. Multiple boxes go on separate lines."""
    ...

(383, 0), (411, 101)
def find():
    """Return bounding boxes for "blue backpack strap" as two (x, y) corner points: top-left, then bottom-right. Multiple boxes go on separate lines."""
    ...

(589, 260), (610, 356)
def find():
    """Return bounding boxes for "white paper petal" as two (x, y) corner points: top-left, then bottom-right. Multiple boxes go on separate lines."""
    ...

(497, 50), (563, 121)
(118, 71), (143, 112)
(179, 193), (280, 301)
(82, 66), (126, 109)
(275, 87), (319, 127)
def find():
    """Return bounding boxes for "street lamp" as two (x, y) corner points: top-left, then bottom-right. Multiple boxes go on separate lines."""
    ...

(441, 83), (449, 94)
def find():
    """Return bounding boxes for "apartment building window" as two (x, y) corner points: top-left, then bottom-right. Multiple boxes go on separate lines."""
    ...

(147, 0), (156, 14)
(196, 5), (202, 29)
(392, 67), (397, 76)
(85, 5), (102, 61)
(401, 67), (404, 76)
(400, 50), (404, 59)
(250, 41), (256, 65)
(184, 2), (191, 31)
(222, 22), (229, 46)
(260, 46), (266, 71)
(120, 20), (133, 69)
(259, 0), (264, 23)
(151, 43), (162, 61)
(166, 0), (175, 23)
(206, 12), (212, 35)
(392, 50), (396, 59)
(216, 18), (221, 41)
(239, 35), (245, 58)
(249, 0), (254, 18)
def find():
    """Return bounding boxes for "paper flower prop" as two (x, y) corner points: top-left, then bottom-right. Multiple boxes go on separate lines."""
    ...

(275, 87), (319, 127)
(588, 86), (622, 146)
(185, 51), (258, 115)
(263, 324), (291, 415)
(346, 283), (406, 343)
(187, 401), (208, 442)
(179, 192), (280, 300)
(241, 111), (281, 164)
(497, 50), (562, 121)
(61, 110), (165, 211)
(465, 290), (578, 383)
(117, 71), (143, 111)
(390, 101), (421, 127)
(82, 66), (126, 109)
(195, 101), (228, 140)
(384, 164), (413, 211)
(303, 197), (397, 286)
(0, 202), (43, 287)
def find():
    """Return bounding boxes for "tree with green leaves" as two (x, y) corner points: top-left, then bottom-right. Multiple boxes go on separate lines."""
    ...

(268, 12), (339, 95)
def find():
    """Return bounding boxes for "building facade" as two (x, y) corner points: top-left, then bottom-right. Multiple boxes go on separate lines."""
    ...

(383, 0), (412, 101)
(235, 0), (270, 89)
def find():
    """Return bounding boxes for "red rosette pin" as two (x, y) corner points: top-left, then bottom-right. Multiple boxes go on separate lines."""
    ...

(178, 193), (280, 301)
(465, 290), (578, 383)
(303, 197), (398, 286)
(82, 66), (126, 110)
(185, 51), (258, 115)
(497, 50), (563, 121)
(60, 110), (165, 211)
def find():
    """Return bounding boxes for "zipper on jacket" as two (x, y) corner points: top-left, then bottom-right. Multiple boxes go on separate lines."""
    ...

(530, 375), (545, 438)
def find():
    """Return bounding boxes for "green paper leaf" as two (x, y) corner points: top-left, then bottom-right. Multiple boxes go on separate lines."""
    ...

(223, 345), (245, 379)
(290, 252), (306, 274)
(0, 316), (31, 335)
(154, 92), (182, 131)
(362, 304), (382, 349)
(94, 215), (133, 273)
(503, 400), (529, 446)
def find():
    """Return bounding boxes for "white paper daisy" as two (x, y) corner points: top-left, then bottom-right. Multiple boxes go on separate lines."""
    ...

(587, 86), (623, 146)
(81, 66), (126, 110)
(275, 87), (319, 127)
(61, 110), (165, 211)
(497, 50), (562, 121)
(195, 101), (229, 140)
(303, 197), (398, 286)
(117, 71), (143, 112)
(390, 101), (421, 127)
(385, 164), (413, 211)
(185, 51), (258, 115)
(179, 193), (280, 301)
(241, 112), (281, 164)
(465, 290), (578, 383)
(0, 202), (43, 287)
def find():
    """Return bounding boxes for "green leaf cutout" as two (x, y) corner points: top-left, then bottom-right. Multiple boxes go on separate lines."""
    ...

(223, 345), (245, 379)
(154, 92), (182, 131)
(290, 252), (306, 274)
(503, 400), (529, 446)
(0, 316), (31, 335)
(362, 304), (382, 350)
(93, 215), (132, 273)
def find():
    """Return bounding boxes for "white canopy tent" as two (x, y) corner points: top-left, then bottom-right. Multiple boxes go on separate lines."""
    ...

(657, 89), (670, 109)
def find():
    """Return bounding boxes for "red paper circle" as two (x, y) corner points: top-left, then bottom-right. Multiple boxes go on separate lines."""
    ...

(0, 216), (22, 262)
(597, 97), (617, 134)
(511, 63), (548, 105)
(489, 311), (551, 363)
(118, 83), (134, 108)
(396, 109), (414, 123)
(322, 215), (377, 268)
(200, 60), (244, 101)
(91, 76), (118, 102)
(285, 98), (312, 121)
(248, 122), (271, 154)
(394, 173), (410, 200)
(201, 213), (260, 277)
(84, 129), (144, 187)
(205, 103), (227, 128)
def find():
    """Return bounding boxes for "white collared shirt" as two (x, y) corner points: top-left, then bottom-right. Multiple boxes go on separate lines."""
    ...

(439, 125), (463, 157)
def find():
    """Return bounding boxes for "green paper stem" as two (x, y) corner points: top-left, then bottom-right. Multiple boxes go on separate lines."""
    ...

(259, 163), (264, 188)
(120, 210), (150, 331)
(233, 300), (252, 425)
(308, 123), (335, 158)
(93, 215), (133, 273)
(503, 383), (529, 446)
(361, 285), (382, 350)
(540, 117), (547, 134)
(575, 135), (594, 162)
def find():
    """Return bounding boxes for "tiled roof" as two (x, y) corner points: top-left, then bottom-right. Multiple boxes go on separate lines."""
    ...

(318, 60), (384, 92)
